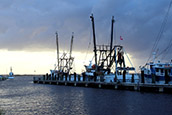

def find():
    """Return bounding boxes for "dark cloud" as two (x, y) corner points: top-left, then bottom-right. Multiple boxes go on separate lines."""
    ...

(0, 0), (172, 66)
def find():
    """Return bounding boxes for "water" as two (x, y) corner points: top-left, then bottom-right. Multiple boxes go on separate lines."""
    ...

(0, 76), (172, 115)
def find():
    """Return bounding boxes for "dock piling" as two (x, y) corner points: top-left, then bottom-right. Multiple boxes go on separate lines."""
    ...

(94, 72), (97, 82)
(82, 73), (85, 81)
(123, 70), (126, 82)
(141, 70), (145, 83)
(131, 74), (134, 83)
(74, 72), (76, 81)
(165, 69), (170, 84)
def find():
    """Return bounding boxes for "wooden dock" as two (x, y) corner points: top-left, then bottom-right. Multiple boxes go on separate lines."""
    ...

(33, 77), (172, 93)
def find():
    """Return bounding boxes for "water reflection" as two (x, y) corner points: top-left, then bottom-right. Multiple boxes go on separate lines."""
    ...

(0, 76), (172, 115)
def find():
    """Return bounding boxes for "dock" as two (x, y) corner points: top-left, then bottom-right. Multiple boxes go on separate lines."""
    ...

(33, 76), (172, 93)
(0, 76), (7, 81)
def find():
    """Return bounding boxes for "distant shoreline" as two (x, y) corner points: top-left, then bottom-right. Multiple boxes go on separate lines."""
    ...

(1, 74), (43, 76)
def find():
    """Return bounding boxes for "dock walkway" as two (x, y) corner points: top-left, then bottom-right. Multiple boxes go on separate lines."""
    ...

(33, 77), (172, 93)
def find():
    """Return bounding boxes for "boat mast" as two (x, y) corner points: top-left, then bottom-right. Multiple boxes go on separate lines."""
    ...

(56, 32), (59, 70)
(70, 32), (74, 58)
(109, 16), (115, 67)
(69, 33), (74, 73)
(90, 14), (97, 68)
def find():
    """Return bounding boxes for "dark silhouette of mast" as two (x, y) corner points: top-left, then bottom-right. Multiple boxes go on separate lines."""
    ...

(110, 16), (115, 65)
(70, 32), (74, 58)
(56, 32), (59, 70)
(90, 14), (97, 68)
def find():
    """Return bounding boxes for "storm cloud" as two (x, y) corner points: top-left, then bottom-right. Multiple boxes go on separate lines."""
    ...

(0, 0), (172, 65)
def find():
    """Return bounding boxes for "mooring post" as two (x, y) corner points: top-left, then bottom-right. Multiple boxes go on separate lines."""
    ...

(123, 70), (126, 82)
(152, 73), (155, 83)
(61, 73), (64, 81)
(74, 72), (76, 81)
(43, 75), (45, 80)
(65, 73), (68, 81)
(82, 72), (85, 81)
(141, 70), (145, 83)
(54, 74), (56, 80)
(69, 74), (71, 81)
(165, 69), (169, 84)
(131, 74), (134, 83)
(94, 72), (97, 82)
(48, 74), (51, 80)
(52, 73), (54, 80)
(114, 74), (117, 82)
(46, 73), (48, 80)
(57, 73), (60, 81)
(78, 75), (80, 81)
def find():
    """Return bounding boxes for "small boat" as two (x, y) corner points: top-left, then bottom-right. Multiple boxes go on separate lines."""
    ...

(8, 67), (14, 79)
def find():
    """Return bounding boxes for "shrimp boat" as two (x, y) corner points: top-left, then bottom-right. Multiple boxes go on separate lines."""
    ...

(141, 53), (172, 84)
(49, 32), (75, 80)
(82, 14), (139, 83)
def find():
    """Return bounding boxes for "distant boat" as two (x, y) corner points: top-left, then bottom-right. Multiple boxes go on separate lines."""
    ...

(8, 67), (14, 79)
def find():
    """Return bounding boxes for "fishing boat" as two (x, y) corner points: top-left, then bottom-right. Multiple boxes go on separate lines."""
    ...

(140, 1), (172, 84)
(49, 32), (75, 80)
(8, 67), (14, 79)
(141, 60), (172, 84)
(140, 52), (172, 84)
(82, 14), (139, 83)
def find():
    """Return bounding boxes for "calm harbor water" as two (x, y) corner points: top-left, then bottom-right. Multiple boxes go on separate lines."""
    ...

(0, 76), (172, 115)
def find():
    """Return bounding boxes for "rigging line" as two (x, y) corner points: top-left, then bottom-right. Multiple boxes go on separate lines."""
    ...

(123, 48), (137, 74)
(84, 25), (92, 62)
(161, 39), (172, 61)
(146, 0), (172, 64)
(157, 37), (172, 56)
(156, 38), (172, 58)
(153, 0), (172, 51)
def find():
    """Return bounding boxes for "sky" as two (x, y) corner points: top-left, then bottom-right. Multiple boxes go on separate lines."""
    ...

(0, 0), (172, 74)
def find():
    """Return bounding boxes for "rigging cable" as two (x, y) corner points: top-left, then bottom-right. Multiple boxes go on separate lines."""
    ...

(146, 0), (172, 64)
(84, 24), (92, 63)
(161, 38), (172, 61)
